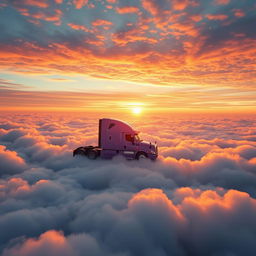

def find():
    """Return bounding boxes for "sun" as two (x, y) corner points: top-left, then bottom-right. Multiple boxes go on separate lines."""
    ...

(122, 102), (145, 115)
(132, 107), (142, 115)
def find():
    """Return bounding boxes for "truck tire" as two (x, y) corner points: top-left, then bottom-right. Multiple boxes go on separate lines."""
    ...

(136, 152), (148, 160)
(87, 149), (98, 160)
(73, 148), (85, 157)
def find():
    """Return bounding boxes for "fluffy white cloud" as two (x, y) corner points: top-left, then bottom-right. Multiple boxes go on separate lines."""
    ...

(0, 112), (256, 255)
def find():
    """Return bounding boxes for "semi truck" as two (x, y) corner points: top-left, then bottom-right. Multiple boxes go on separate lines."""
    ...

(73, 118), (158, 160)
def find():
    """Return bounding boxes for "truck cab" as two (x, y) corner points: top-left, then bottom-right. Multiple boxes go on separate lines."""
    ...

(73, 118), (158, 160)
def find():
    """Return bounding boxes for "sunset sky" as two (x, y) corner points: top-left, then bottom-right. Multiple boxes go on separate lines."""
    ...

(1, 2), (256, 254)
(0, 0), (256, 112)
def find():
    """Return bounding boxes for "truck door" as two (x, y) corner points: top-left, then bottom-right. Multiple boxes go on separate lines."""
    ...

(122, 133), (138, 159)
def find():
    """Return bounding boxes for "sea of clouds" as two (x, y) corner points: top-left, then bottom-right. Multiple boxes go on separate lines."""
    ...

(0, 112), (256, 256)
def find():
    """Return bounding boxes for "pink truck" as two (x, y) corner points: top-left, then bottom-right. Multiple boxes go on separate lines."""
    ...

(73, 118), (158, 160)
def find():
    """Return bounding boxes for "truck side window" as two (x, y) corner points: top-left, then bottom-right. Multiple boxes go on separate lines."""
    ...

(125, 134), (134, 143)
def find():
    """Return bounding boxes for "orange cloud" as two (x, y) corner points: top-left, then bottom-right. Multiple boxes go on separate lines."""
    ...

(168, 22), (199, 37)
(206, 14), (228, 20)
(0, 145), (25, 166)
(91, 19), (113, 26)
(214, 0), (230, 5)
(233, 9), (245, 18)
(3, 230), (72, 256)
(24, 0), (49, 8)
(172, 0), (194, 11)
(190, 15), (203, 22)
(128, 187), (256, 233)
(68, 23), (90, 32)
(141, 0), (164, 17)
(73, 0), (88, 9)
(17, 8), (63, 25)
(116, 6), (139, 14)
(129, 188), (185, 222)
(0, 145), (27, 175)
(112, 26), (158, 46)
(176, 188), (255, 221)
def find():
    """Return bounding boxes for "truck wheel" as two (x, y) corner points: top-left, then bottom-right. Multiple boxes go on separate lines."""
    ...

(73, 148), (85, 157)
(136, 152), (148, 160)
(87, 149), (98, 160)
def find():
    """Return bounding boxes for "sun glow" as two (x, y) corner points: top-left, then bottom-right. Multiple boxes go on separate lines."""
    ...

(132, 107), (142, 115)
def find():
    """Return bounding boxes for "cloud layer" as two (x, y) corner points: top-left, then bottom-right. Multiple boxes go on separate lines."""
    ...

(0, 112), (256, 255)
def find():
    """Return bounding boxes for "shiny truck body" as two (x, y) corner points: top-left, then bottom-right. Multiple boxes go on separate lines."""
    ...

(73, 118), (158, 160)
